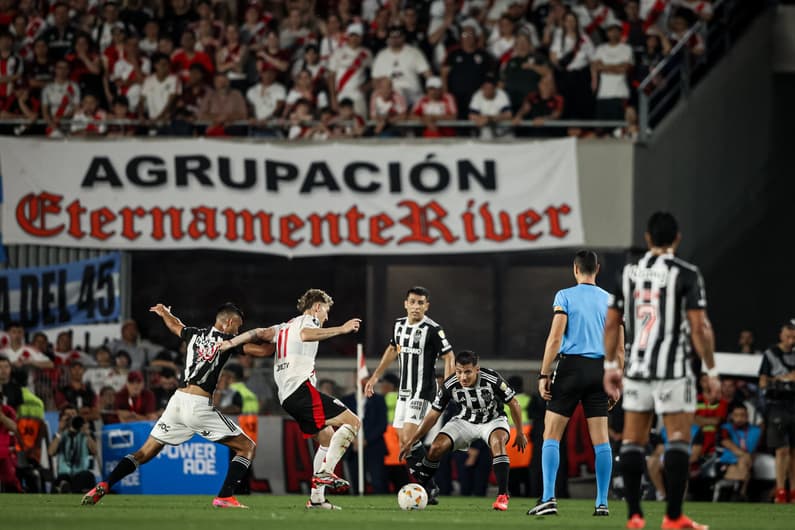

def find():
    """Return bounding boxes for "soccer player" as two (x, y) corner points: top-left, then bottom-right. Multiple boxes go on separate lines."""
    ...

(82, 303), (273, 509)
(527, 250), (616, 517)
(221, 288), (361, 510)
(603, 212), (720, 530)
(364, 286), (455, 503)
(398, 350), (528, 511)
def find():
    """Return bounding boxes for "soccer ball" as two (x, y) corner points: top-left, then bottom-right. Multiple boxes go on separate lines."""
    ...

(397, 483), (428, 510)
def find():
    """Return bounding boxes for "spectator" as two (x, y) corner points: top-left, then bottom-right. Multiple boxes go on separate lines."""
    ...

(171, 29), (214, 83)
(279, 7), (313, 59)
(41, 58), (80, 137)
(66, 33), (102, 100)
(759, 322), (795, 503)
(246, 66), (286, 136)
(630, 29), (671, 102)
(162, 0), (199, 44)
(92, 0), (128, 53)
(101, 24), (127, 76)
(139, 19), (160, 57)
(372, 24), (431, 106)
(369, 76), (407, 137)
(500, 31), (550, 113)
(286, 97), (314, 140)
(622, 0), (647, 53)
(318, 13), (344, 64)
(412, 75), (457, 138)
(9, 12), (40, 62)
(139, 52), (181, 131)
(738, 329), (758, 353)
(341, 375), (388, 494)
(401, 5), (432, 63)
(541, 0), (568, 49)
(327, 23), (371, 118)
(106, 34), (150, 109)
(53, 330), (96, 366)
(695, 373), (730, 457)
(672, 0), (714, 22)
(83, 346), (126, 394)
(512, 74), (564, 135)
(427, 0), (462, 69)
(106, 94), (136, 136)
(70, 93), (107, 136)
(0, 30), (23, 106)
(0, 399), (22, 492)
(194, 18), (221, 59)
(198, 72), (248, 136)
(114, 370), (156, 422)
(215, 24), (248, 91)
(0, 80), (40, 135)
(48, 406), (97, 493)
(668, 9), (705, 56)
(114, 350), (132, 374)
(26, 37), (54, 98)
(716, 404), (761, 501)
(550, 11), (595, 120)
(54, 360), (99, 421)
(488, 15), (517, 65)
(157, 34), (175, 57)
(647, 424), (705, 500)
(366, 7), (391, 56)
(151, 367), (178, 414)
(305, 105), (336, 140)
(591, 23), (633, 128)
(256, 30), (290, 80)
(291, 43), (327, 92)
(214, 363), (257, 415)
(149, 348), (181, 372)
(442, 25), (495, 121)
(98, 385), (120, 425)
(468, 73), (512, 139)
(286, 68), (328, 116)
(0, 321), (53, 369)
(0, 356), (23, 410)
(41, 1), (77, 61)
(239, 3), (270, 53)
(30, 332), (52, 360)
(573, 0), (619, 45)
(331, 97), (365, 138)
(107, 319), (154, 370)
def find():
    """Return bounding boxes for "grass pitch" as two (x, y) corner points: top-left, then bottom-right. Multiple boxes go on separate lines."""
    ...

(1, 494), (791, 530)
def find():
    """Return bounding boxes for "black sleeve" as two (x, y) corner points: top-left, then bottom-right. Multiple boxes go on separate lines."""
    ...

(431, 383), (453, 412)
(608, 267), (626, 311)
(683, 268), (707, 311)
(492, 370), (516, 403)
(180, 326), (199, 342)
(429, 326), (453, 357)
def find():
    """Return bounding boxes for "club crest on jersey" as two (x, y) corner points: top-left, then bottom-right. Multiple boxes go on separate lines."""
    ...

(194, 335), (220, 362)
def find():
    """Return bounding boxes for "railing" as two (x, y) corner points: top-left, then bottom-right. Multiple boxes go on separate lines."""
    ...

(0, 117), (627, 138)
(637, 0), (768, 142)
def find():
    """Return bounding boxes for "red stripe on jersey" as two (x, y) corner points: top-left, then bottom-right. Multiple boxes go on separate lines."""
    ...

(277, 328), (285, 359)
(283, 327), (290, 359)
(306, 381), (326, 431)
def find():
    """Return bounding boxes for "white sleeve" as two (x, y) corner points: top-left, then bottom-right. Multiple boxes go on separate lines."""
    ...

(624, 44), (635, 65)
(372, 53), (388, 78)
(468, 91), (482, 113)
(274, 84), (286, 101)
(413, 47), (430, 74)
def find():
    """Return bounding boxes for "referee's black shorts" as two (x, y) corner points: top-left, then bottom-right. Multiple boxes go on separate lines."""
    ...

(547, 354), (608, 418)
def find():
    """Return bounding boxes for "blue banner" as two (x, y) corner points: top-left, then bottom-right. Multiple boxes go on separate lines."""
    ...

(102, 421), (230, 494)
(0, 252), (121, 331)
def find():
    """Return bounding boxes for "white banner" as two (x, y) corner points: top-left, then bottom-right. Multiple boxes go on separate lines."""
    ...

(0, 138), (584, 256)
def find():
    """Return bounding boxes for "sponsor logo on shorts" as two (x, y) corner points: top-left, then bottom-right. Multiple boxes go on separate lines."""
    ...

(409, 400), (424, 410)
(658, 389), (672, 403)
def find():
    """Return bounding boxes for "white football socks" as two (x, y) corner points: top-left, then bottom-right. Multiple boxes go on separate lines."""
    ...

(318, 424), (357, 475)
(311, 445), (328, 503)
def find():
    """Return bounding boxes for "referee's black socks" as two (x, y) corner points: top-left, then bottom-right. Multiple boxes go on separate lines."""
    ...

(664, 441), (690, 520)
(106, 454), (139, 487)
(619, 443), (645, 519)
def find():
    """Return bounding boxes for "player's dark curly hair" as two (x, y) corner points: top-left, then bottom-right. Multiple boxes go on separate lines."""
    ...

(297, 289), (333, 312)
(216, 303), (244, 321)
(406, 286), (430, 300)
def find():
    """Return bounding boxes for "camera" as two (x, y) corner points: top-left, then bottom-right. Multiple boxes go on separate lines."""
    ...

(70, 415), (85, 432)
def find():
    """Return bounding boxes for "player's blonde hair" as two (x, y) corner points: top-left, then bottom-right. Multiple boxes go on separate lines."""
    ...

(297, 289), (334, 312)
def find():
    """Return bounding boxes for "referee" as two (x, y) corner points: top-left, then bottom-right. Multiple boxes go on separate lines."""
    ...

(527, 250), (615, 517)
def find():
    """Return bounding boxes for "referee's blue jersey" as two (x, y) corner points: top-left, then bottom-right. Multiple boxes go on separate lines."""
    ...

(553, 283), (610, 359)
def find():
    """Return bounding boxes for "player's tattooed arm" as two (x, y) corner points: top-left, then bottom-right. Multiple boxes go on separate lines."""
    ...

(149, 304), (185, 336)
(218, 326), (277, 352)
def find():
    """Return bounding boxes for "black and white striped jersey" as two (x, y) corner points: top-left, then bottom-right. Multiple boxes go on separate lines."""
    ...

(609, 251), (707, 381)
(180, 326), (242, 393)
(432, 368), (516, 424)
(391, 316), (453, 401)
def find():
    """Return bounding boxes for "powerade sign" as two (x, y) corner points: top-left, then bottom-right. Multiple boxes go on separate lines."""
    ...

(102, 421), (229, 494)
(0, 253), (121, 331)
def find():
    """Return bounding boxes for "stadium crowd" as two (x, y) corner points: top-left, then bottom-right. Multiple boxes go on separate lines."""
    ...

(0, 0), (716, 139)
(0, 317), (792, 503)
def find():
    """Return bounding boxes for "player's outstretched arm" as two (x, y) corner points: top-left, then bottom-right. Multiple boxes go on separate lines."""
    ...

(688, 309), (720, 401)
(299, 318), (361, 342)
(399, 408), (441, 460)
(219, 326), (277, 352)
(243, 342), (276, 357)
(365, 344), (399, 397)
(150, 304), (185, 337)
(603, 308), (623, 402)
(507, 398), (528, 452)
